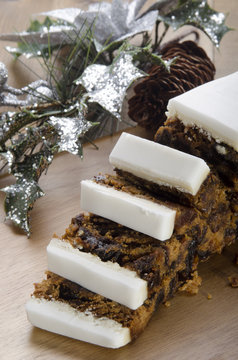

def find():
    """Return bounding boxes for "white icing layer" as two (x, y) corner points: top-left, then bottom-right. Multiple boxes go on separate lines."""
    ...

(26, 297), (130, 348)
(109, 132), (210, 195)
(167, 72), (238, 151)
(47, 238), (147, 310)
(80, 179), (176, 241)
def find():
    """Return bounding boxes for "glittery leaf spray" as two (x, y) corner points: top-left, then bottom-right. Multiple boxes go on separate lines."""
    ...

(158, 0), (230, 47)
(0, 0), (231, 235)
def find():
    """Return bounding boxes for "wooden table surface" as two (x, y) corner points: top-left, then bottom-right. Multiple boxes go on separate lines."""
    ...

(0, 1), (237, 359)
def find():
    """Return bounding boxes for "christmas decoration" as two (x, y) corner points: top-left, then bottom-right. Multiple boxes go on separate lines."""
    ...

(41, 0), (159, 51)
(0, 0), (231, 235)
(0, 0), (158, 56)
(158, 0), (230, 47)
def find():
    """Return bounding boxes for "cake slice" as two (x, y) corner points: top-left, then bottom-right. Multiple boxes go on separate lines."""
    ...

(80, 178), (176, 241)
(109, 132), (231, 216)
(109, 132), (212, 211)
(26, 271), (175, 348)
(165, 72), (238, 152)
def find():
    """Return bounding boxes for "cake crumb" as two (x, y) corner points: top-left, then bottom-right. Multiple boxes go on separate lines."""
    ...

(52, 233), (60, 239)
(228, 275), (238, 288)
(207, 293), (212, 300)
(164, 301), (171, 308)
(179, 271), (202, 295)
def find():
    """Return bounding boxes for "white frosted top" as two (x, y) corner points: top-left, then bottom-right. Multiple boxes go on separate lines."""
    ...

(167, 72), (238, 151)
(47, 238), (147, 310)
(80, 180), (176, 241)
(109, 132), (210, 195)
(26, 297), (130, 348)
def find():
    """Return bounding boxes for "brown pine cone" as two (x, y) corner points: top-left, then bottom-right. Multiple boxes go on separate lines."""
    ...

(128, 41), (215, 131)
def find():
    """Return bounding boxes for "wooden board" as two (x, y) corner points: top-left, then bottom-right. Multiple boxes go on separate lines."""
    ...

(0, 1), (237, 359)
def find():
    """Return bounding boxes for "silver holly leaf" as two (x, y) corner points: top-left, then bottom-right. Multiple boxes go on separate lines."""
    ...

(158, 0), (231, 47)
(48, 115), (94, 156)
(76, 50), (146, 119)
(2, 177), (44, 236)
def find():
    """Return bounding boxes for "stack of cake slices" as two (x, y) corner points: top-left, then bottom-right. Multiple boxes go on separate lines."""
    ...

(26, 72), (238, 349)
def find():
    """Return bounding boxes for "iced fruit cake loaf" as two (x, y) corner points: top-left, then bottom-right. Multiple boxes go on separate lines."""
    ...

(115, 167), (224, 213)
(154, 72), (238, 212)
(93, 172), (233, 235)
(26, 72), (238, 348)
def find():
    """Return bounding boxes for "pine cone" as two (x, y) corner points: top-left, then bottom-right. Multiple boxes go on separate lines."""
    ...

(128, 41), (215, 131)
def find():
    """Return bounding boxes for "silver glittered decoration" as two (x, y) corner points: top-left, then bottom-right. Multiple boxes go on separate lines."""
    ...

(157, 0), (231, 47)
(73, 0), (158, 49)
(49, 115), (93, 156)
(0, 0), (158, 53)
(77, 51), (146, 119)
